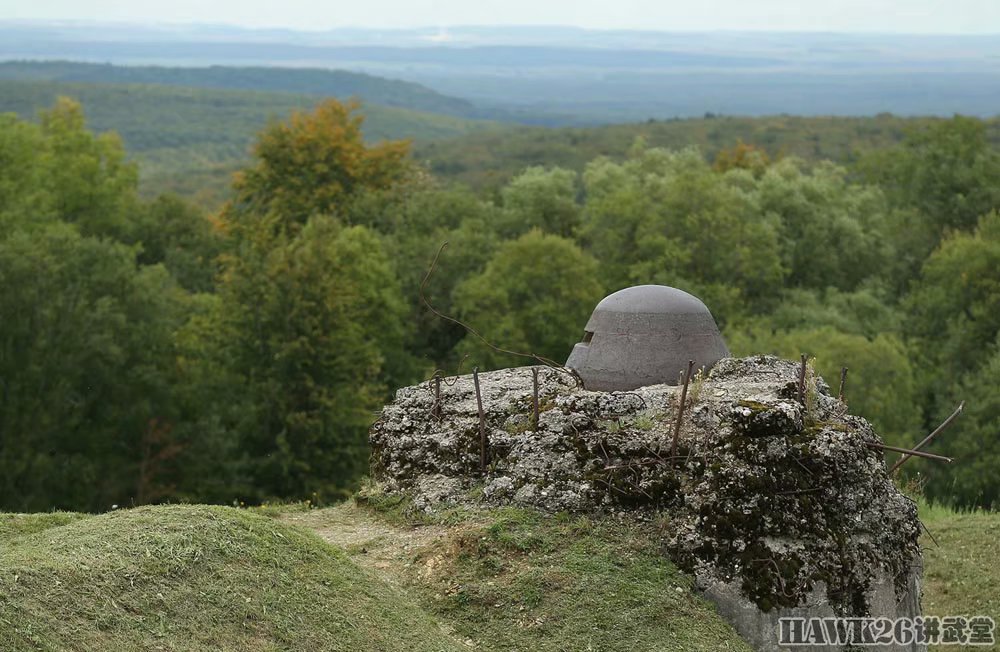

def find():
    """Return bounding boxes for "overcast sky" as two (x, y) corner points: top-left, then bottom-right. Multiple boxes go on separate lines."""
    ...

(1, 0), (999, 34)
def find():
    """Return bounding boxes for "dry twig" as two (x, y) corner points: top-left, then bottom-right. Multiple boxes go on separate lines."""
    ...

(865, 441), (952, 463)
(889, 401), (965, 474)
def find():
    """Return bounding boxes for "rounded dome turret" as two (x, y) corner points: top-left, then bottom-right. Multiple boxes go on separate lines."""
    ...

(565, 285), (729, 391)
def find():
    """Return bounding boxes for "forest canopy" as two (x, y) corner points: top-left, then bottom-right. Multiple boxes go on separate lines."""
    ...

(2, 97), (998, 511)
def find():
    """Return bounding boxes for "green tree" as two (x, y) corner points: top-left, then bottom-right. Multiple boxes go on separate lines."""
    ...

(498, 166), (580, 238)
(760, 285), (903, 340)
(0, 103), (227, 511)
(902, 211), (1000, 497)
(133, 194), (224, 293)
(755, 159), (892, 291)
(453, 230), (604, 369)
(1, 98), (138, 239)
(212, 219), (409, 501)
(580, 147), (785, 320)
(37, 97), (139, 239)
(920, 345), (1000, 509)
(0, 111), (47, 232)
(205, 99), (427, 502)
(227, 99), (412, 229)
(858, 116), (1000, 287)
(859, 116), (1000, 234)
(0, 224), (187, 511)
(905, 211), (1000, 388)
(352, 184), (502, 370)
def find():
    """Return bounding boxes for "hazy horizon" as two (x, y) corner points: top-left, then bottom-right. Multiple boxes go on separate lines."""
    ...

(2, 0), (999, 35)
(3, 19), (1000, 36)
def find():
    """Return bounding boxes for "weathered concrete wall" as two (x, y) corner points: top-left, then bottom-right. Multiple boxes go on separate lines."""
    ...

(369, 356), (924, 651)
(701, 562), (924, 652)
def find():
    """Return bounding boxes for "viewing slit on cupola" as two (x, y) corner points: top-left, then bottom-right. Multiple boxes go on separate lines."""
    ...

(565, 285), (729, 392)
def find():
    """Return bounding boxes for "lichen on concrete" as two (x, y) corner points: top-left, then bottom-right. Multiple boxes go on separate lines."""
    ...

(368, 355), (923, 646)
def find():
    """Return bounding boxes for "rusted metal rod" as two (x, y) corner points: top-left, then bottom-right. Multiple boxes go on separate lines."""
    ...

(889, 401), (965, 474)
(798, 354), (808, 406)
(865, 441), (952, 463)
(603, 456), (688, 471)
(777, 487), (822, 496)
(431, 373), (442, 420)
(838, 367), (848, 403)
(531, 367), (540, 430)
(473, 367), (488, 471)
(670, 360), (695, 469)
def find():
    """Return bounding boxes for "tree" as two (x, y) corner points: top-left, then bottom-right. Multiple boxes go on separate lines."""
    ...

(1, 98), (138, 240)
(857, 116), (1000, 286)
(453, 230), (604, 369)
(0, 112), (48, 232)
(0, 224), (187, 511)
(921, 345), (1000, 509)
(133, 194), (224, 293)
(355, 184), (502, 370)
(903, 212), (1000, 488)
(905, 211), (1000, 381)
(0, 103), (225, 511)
(227, 99), (411, 229)
(203, 99), (426, 502)
(212, 219), (409, 501)
(712, 140), (771, 175)
(580, 147), (786, 320)
(760, 285), (903, 340)
(37, 97), (139, 239)
(754, 159), (893, 292)
(859, 116), (1000, 234)
(498, 166), (580, 238)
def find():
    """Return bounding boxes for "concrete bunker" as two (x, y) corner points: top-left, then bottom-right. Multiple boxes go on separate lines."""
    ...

(566, 285), (730, 391)
(368, 286), (926, 651)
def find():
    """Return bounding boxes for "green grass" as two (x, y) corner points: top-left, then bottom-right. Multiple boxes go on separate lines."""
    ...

(0, 512), (88, 542)
(2, 499), (993, 651)
(288, 494), (753, 652)
(918, 500), (1000, 651)
(418, 509), (749, 651)
(0, 505), (464, 652)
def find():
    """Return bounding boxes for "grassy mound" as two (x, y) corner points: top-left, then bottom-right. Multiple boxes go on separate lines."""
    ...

(10, 499), (986, 651)
(0, 505), (463, 652)
(284, 495), (753, 651)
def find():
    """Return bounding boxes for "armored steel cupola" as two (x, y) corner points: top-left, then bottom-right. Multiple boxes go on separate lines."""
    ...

(565, 285), (729, 391)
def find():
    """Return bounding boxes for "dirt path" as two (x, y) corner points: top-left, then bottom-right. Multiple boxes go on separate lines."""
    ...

(278, 503), (457, 587)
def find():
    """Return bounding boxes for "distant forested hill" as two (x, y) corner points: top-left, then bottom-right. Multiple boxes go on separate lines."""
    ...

(4, 25), (1000, 124)
(415, 114), (1000, 191)
(5, 70), (999, 204)
(0, 60), (490, 120)
(0, 78), (497, 202)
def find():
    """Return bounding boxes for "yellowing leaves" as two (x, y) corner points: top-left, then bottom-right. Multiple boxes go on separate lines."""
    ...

(225, 99), (411, 230)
